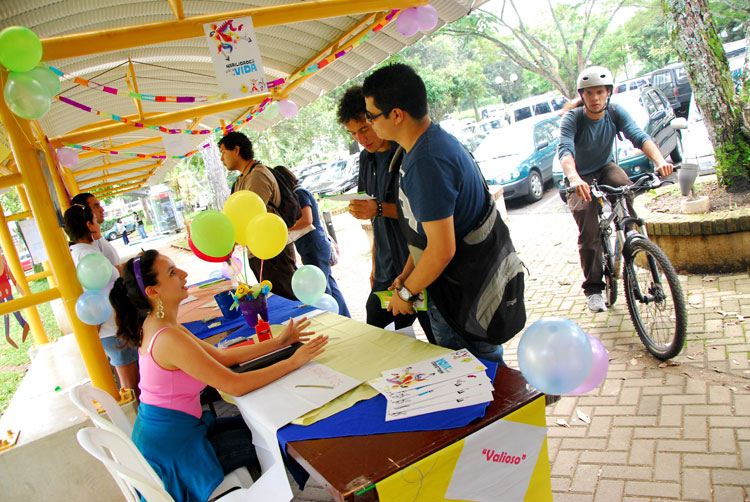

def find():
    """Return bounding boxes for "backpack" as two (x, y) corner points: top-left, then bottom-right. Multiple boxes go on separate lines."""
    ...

(573, 103), (624, 144)
(267, 166), (303, 228)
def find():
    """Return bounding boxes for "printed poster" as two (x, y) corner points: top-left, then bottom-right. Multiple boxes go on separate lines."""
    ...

(204, 16), (267, 98)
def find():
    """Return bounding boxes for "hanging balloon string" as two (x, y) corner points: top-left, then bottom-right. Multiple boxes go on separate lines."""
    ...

(258, 259), (264, 284)
(227, 256), (247, 285)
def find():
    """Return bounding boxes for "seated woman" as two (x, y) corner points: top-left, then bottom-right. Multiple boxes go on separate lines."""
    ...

(109, 250), (327, 501)
(274, 165), (351, 317)
(64, 204), (139, 391)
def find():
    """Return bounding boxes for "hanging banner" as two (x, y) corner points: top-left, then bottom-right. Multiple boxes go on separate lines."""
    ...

(204, 17), (267, 99)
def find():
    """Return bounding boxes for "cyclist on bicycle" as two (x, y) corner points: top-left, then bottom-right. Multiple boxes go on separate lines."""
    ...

(558, 66), (674, 313)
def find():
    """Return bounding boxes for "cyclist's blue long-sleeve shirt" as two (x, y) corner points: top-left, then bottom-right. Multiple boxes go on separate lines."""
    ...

(557, 105), (651, 177)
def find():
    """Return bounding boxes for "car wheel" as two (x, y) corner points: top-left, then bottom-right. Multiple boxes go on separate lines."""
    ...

(106, 232), (116, 241)
(670, 134), (683, 163)
(526, 170), (544, 203)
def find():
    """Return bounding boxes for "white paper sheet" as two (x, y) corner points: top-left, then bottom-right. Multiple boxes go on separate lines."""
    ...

(369, 371), (491, 401)
(179, 295), (199, 305)
(232, 362), (361, 501)
(379, 349), (487, 392)
(320, 192), (374, 201)
(385, 388), (493, 421)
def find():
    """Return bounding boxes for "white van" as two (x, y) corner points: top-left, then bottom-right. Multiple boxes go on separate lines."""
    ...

(504, 94), (568, 126)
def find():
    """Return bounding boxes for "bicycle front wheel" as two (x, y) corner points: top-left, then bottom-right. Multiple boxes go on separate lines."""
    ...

(623, 238), (687, 359)
(601, 233), (618, 307)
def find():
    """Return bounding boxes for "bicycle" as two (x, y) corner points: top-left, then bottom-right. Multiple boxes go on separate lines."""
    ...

(569, 172), (687, 360)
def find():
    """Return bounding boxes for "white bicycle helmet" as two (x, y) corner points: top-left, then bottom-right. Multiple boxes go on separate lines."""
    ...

(576, 66), (614, 91)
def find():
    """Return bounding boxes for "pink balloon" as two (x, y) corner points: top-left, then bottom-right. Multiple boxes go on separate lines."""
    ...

(278, 99), (298, 118)
(568, 334), (609, 395)
(396, 8), (420, 37)
(416, 5), (439, 32)
(56, 147), (79, 168)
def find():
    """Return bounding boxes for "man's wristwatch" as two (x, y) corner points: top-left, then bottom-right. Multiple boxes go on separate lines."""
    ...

(397, 285), (419, 303)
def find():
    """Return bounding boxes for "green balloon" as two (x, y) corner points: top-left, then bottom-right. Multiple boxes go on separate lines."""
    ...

(191, 210), (236, 258)
(76, 253), (114, 291)
(4, 72), (51, 120)
(26, 66), (60, 96)
(265, 101), (280, 119)
(0, 26), (43, 73)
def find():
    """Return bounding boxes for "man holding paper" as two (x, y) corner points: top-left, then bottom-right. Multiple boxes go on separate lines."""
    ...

(337, 86), (434, 343)
(361, 64), (526, 364)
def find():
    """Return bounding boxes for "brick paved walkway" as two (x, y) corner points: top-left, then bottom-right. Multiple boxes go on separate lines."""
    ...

(166, 202), (750, 501)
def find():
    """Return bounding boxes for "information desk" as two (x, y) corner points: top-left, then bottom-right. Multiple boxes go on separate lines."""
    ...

(285, 366), (551, 502)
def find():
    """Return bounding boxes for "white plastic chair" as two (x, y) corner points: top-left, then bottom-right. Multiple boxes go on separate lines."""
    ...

(70, 384), (253, 501)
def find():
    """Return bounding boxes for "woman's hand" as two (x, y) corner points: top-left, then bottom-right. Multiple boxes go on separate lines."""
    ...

(277, 317), (314, 346)
(290, 335), (328, 367)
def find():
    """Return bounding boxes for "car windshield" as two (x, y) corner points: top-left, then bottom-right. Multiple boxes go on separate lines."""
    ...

(474, 125), (534, 161)
(320, 160), (347, 183)
(609, 94), (650, 129)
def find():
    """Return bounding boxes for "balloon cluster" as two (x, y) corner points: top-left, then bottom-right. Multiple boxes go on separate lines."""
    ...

(0, 27), (60, 120)
(291, 265), (338, 314)
(265, 99), (298, 120)
(74, 254), (116, 325)
(396, 5), (439, 38)
(517, 317), (609, 396)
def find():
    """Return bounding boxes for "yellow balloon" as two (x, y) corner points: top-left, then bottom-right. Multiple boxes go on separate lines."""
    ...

(222, 191), (266, 245)
(246, 213), (288, 260)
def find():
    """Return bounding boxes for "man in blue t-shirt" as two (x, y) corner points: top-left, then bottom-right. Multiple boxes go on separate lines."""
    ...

(558, 66), (673, 313)
(362, 64), (504, 364)
(337, 86), (434, 343)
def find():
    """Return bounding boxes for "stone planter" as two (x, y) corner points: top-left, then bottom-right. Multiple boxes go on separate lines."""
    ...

(636, 189), (750, 274)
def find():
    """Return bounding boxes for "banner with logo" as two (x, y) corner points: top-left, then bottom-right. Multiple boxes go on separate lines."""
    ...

(203, 17), (266, 99)
(375, 397), (551, 501)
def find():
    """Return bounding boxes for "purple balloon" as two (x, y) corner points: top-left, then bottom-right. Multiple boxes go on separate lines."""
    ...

(56, 147), (79, 168)
(396, 8), (420, 37)
(568, 334), (609, 395)
(416, 5), (439, 31)
(278, 99), (298, 118)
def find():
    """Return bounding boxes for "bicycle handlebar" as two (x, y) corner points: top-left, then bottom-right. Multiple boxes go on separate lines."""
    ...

(565, 168), (677, 198)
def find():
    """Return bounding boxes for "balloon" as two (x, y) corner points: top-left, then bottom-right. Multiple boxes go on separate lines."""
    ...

(265, 101), (280, 119)
(396, 8), (420, 37)
(222, 191), (266, 245)
(246, 213), (288, 260)
(190, 210), (236, 258)
(26, 66), (61, 96)
(188, 232), (232, 263)
(0, 27), (43, 73)
(313, 293), (339, 314)
(76, 253), (114, 291)
(221, 255), (243, 279)
(517, 317), (593, 396)
(3, 71), (51, 120)
(416, 5), (439, 31)
(56, 147), (79, 168)
(291, 265), (327, 306)
(75, 290), (113, 325)
(278, 99), (298, 118)
(568, 334), (609, 395)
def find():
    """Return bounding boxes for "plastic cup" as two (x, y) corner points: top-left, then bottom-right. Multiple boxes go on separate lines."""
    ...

(214, 290), (241, 319)
(238, 295), (268, 329)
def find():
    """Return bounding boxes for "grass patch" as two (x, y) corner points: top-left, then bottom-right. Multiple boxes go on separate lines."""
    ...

(0, 279), (63, 416)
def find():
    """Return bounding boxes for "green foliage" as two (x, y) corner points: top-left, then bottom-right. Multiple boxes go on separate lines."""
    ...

(714, 127), (750, 185)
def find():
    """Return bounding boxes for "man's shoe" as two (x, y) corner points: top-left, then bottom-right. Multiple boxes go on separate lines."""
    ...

(587, 293), (607, 313)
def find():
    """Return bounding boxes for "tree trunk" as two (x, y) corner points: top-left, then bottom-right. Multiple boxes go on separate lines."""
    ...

(662, 0), (749, 185)
(202, 138), (231, 209)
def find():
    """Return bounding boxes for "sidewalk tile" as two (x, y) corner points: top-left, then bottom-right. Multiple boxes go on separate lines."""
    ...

(653, 452), (680, 481)
(624, 480), (680, 498)
(682, 468), (712, 501)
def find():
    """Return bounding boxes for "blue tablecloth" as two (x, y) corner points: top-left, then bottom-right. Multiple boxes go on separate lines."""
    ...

(183, 293), (318, 341)
(278, 360), (498, 489)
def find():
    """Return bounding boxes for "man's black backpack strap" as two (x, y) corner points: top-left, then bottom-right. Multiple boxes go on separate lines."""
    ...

(574, 103), (623, 143)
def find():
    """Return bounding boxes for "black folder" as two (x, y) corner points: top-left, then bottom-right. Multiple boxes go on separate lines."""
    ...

(230, 342), (303, 373)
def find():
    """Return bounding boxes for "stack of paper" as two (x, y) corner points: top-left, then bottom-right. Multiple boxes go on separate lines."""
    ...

(368, 349), (494, 421)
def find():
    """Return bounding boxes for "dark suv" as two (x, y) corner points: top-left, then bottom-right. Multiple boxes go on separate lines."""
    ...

(650, 63), (692, 118)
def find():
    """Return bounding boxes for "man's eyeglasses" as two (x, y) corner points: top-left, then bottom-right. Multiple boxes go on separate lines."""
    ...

(365, 110), (387, 122)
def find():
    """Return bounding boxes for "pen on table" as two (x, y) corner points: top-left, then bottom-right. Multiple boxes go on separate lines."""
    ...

(295, 384), (334, 389)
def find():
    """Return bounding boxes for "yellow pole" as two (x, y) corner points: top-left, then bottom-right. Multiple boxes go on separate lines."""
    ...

(77, 136), (162, 159)
(0, 85), (119, 399)
(78, 161), (160, 186)
(75, 154), (154, 177)
(32, 123), (72, 213)
(126, 59), (145, 121)
(40, 0), (427, 61)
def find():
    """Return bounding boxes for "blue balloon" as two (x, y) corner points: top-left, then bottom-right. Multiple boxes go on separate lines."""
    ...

(313, 293), (339, 314)
(291, 265), (326, 305)
(75, 290), (113, 325)
(517, 317), (593, 395)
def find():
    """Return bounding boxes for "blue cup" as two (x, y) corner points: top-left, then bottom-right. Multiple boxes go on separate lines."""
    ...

(214, 290), (240, 319)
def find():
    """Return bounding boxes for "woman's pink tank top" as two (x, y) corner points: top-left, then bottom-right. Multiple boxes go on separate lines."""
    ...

(138, 327), (206, 418)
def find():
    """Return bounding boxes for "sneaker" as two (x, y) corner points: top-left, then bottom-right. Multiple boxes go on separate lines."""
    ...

(587, 293), (607, 313)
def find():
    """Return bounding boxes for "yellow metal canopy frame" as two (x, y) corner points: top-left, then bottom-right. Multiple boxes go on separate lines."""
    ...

(0, 0), (476, 399)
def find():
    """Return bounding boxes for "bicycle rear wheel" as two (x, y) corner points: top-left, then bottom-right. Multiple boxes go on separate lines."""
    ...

(624, 238), (687, 359)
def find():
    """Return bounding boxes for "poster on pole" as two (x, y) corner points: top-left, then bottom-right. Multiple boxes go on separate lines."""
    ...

(204, 17), (267, 99)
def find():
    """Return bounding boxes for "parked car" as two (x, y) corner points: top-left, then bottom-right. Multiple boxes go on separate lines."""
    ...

(19, 250), (33, 272)
(613, 75), (651, 94)
(553, 86), (687, 202)
(504, 94), (568, 126)
(312, 154), (360, 195)
(296, 161), (327, 187)
(474, 115), (560, 203)
(650, 63), (692, 118)
(104, 216), (136, 241)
